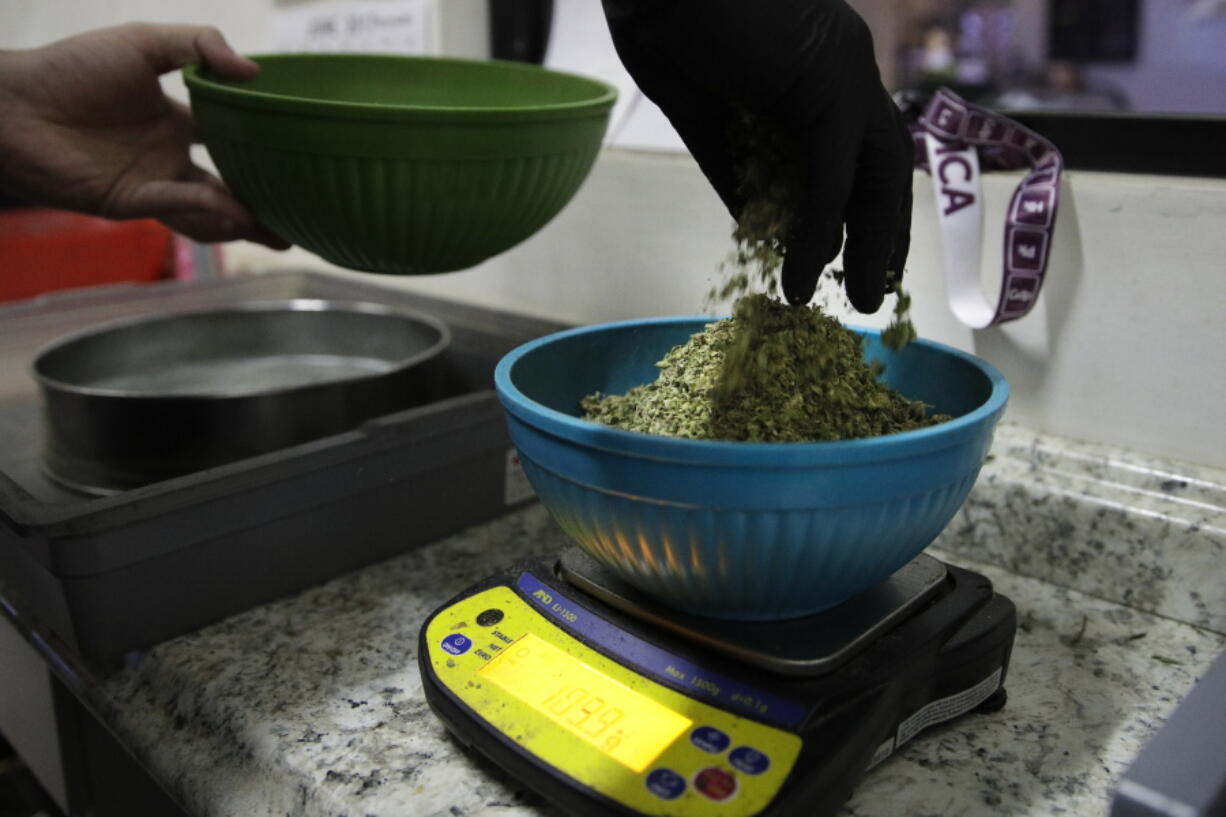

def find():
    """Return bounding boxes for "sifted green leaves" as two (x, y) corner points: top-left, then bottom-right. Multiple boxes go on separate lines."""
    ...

(582, 294), (948, 442)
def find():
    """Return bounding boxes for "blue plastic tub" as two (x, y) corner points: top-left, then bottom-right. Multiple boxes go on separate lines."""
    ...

(495, 317), (1009, 620)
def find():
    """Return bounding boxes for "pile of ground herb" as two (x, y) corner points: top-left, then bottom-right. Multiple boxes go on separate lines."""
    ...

(581, 293), (948, 442)
(582, 110), (938, 443)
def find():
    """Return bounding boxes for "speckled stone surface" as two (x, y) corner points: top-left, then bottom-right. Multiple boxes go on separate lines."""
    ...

(38, 426), (1226, 817)
(936, 423), (1226, 634)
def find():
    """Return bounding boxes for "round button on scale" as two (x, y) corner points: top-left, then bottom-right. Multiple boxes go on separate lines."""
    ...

(440, 633), (472, 655)
(694, 767), (738, 801)
(645, 768), (686, 800)
(476, 608), (504, 626)
(729, 746), (771, 775)
(690, 726), (731, 754)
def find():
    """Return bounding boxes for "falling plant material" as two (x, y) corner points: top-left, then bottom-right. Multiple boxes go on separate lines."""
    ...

(882, 271), (918, 351)
(584, 111), (937, 442)
(831, 267), (917, 352)
(705, 110), (795, 308)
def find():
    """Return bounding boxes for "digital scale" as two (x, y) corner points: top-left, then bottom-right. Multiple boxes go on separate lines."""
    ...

(419, 548), (1016, 817)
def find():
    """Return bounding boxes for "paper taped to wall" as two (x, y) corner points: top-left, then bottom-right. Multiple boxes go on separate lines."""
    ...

(272, 0), (434, 55)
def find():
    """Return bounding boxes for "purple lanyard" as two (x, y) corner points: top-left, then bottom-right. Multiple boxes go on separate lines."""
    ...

(911, 88), (1065, 328)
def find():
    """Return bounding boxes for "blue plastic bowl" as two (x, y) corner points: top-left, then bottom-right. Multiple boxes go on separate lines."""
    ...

(495, 317), (1009, 620)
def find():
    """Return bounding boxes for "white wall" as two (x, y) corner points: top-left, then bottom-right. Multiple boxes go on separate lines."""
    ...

(4, 0), (1226, 470)
(225, 154), (1226, 471)
(1083, 0), (1226, 115)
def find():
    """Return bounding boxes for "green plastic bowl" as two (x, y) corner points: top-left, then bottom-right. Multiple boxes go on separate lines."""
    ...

(185, 54), (616, 273)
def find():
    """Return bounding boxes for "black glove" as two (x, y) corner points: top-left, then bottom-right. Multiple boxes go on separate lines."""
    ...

(602, 0), (913, 312)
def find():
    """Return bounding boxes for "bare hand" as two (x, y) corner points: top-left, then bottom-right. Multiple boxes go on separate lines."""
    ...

(0, 23), (288, 248)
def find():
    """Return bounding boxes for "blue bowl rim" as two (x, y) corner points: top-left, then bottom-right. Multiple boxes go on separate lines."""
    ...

(494, 315), (1010, 467)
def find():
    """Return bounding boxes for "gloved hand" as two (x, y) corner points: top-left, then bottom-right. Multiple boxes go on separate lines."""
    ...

(602, 0), (913, 312)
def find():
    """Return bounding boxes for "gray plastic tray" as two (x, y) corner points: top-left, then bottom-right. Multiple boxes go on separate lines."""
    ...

(0, 271), (565, 663)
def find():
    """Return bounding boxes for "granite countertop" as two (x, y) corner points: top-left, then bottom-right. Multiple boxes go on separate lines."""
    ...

(22, 425), (1226, 817)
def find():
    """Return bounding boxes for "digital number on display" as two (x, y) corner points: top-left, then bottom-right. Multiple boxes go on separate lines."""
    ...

(479, 633), (693, 772)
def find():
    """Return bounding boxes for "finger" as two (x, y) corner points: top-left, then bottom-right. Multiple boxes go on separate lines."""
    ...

(184, 167), (291, 248)
(841, 92), (913, 313)
(123, 172), (250, 225)
(159, 211), (247, 245)
(114, 166), (285, 248)
(243, 223), (293, 250)
(886, 106), (915, 282)
(779, 118), (859, 305)
(159, 207), (291, 249)
(178, 167), (292, 248)
(122, 22), (258, 78)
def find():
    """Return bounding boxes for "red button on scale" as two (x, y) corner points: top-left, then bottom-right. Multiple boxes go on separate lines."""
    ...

(694, 767), (738, 801)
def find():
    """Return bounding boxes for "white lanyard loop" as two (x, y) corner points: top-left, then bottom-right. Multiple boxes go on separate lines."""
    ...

(913, 89), (1064, 328)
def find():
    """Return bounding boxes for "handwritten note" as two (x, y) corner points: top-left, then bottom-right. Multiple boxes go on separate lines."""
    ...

(272, 0), (433, 54)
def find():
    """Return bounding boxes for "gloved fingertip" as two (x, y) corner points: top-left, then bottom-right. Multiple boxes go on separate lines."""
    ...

(780, 229), (834, 305)
(781, 266), (819, 305)
(846, 285), (886, 314)
(843, 265), (888, 314)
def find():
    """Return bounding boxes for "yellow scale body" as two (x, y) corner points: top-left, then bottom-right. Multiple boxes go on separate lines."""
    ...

(426, 585), (803, 816)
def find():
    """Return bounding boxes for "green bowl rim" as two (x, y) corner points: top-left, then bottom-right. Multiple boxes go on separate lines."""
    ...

(183, 54), (619, 123)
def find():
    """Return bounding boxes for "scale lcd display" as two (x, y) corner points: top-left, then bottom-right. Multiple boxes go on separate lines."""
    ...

(479, 633), (692, 772)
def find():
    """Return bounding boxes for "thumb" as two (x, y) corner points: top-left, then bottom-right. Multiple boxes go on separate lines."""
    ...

(120, 22), (258, 78)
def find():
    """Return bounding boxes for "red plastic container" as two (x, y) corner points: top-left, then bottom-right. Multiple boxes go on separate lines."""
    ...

(0, 208), (173, 303)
